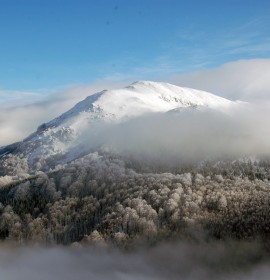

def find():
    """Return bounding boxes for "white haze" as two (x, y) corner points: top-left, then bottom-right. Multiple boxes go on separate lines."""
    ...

(78, 103), (270, 163)
(0, 241), (269, 280)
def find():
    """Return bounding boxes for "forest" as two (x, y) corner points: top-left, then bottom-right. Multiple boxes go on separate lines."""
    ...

(0, 151), (270, 248)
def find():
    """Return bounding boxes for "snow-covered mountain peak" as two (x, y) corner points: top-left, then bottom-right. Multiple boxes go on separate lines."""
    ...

(44, 81), (234, 128)
(0, 81), (239, 170)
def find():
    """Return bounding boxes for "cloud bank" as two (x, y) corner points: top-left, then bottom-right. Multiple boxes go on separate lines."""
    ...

(78, 103), (270, 164)
(170, 59), (270, 102)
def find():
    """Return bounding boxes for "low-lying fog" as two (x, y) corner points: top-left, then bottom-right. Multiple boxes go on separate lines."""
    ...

(80, 103), (270, 163)
(0, 240), (269, 280)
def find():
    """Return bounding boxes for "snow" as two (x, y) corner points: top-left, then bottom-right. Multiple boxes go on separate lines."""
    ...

(0, 81), (240, 169)
(48, 81), (234, 128)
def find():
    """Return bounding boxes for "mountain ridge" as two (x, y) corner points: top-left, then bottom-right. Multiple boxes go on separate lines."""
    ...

(0, 81), (239, 171)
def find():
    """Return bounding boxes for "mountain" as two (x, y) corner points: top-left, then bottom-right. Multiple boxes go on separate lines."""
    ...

(0, 81), (239, 171)
(1, 81), (270, 250)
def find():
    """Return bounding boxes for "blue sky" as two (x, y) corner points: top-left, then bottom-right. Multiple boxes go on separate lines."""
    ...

(0, 0), (270, 91)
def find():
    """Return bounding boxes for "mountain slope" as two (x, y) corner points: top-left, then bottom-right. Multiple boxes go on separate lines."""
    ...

(46, 81), (234, 128)
(0, 81), (239, 171)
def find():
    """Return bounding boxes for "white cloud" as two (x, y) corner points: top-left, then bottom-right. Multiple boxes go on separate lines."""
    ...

(169, 59), (270, 102)
(77, 103), (270, 164)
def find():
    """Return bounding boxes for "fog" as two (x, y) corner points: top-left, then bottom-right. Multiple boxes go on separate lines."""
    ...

(0, 240), (269, 280)
(79, 103), (270, 164)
